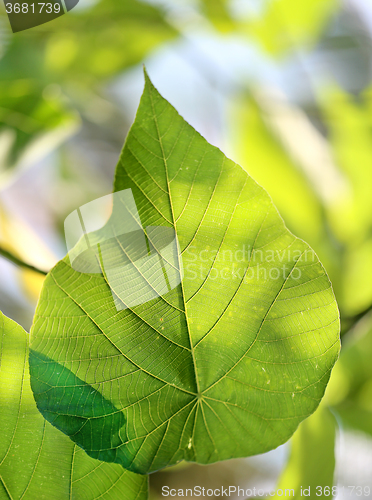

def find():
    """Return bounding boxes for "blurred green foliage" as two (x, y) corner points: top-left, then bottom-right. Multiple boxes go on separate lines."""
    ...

(0, 78), (77, 168)
(201, 0), (340, 54)
(0, 0), (176, 181)
(0, 0), (176, 83)
(248, 0), (339, 55)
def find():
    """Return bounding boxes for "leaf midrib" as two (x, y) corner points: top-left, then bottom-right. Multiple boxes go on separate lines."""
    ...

(147, 80), (201, 397)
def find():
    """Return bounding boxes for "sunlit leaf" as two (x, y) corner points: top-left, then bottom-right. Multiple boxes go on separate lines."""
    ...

(230, 93), (345, 299)
(30, 73), (340, 474)
(0, 311), (148, 500)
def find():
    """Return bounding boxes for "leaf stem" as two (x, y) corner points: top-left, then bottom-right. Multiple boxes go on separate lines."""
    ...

(0, 245), (48, 276)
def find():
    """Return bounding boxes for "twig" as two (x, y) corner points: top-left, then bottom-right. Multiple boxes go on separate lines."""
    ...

(341, 304), (372, 339)
(0, 245), (48, 276)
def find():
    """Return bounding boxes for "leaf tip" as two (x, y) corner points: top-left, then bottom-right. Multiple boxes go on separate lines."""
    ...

(143, 66), (156, 92)
(141, 67), (158, 109)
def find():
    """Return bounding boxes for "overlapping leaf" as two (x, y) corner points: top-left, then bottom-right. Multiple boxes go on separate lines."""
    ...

(30, 73), (340, 474)
(0, 312), (147, 500)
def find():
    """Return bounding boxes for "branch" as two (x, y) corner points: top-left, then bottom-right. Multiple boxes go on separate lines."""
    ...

(341, 304), (372, 338)
(0, 245), (48, 276)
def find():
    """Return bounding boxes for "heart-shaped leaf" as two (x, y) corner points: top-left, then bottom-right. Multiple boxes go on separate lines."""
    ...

(30, 73), (340, 474)
(0, 312), (147, 499)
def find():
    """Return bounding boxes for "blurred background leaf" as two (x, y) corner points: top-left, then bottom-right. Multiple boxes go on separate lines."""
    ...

(247, 0), (340, 55)
(0, 78), (79, 188)
(273, 406), (337, 499)
(200, 0), (340, 55)
(327, 313), (372, 437)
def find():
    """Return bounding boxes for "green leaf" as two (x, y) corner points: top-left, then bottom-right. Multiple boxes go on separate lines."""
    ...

(0, 311), (147, 500)
(327, 314), (372, 437)
(30, 73), (340, 474)
(272, 406), (337, 499)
